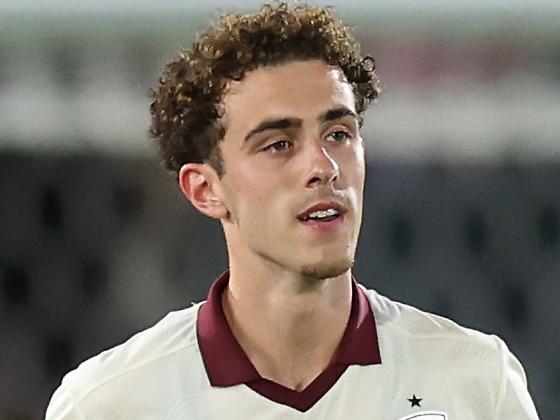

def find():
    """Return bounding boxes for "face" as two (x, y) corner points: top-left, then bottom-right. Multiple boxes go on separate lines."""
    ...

(215, 59), (366, 279)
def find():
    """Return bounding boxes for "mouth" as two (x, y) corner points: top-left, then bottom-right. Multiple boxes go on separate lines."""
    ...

(297, 201), (348, 227)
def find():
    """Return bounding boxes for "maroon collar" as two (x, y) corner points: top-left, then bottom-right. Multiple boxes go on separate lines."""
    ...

(196, 271), (382, 411)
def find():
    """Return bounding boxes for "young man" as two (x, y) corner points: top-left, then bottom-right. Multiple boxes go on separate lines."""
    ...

(46, 3), (539, 419)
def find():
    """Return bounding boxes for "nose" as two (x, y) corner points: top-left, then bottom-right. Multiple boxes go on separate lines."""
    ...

(305, 141), (340, 188)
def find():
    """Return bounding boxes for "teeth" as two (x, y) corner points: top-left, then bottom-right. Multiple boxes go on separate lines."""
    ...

(308, 208), (339, 219)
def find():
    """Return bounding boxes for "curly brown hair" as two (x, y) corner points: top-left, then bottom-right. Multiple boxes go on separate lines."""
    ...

(149, 2), (380, 178)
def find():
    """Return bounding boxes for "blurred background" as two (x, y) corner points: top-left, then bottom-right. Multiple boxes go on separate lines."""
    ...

(1, 0), (559, 418)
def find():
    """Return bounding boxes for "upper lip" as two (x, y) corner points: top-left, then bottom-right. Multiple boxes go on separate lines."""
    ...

(297, 201), (348, 220)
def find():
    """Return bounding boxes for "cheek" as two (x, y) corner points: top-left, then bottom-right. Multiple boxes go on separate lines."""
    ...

(355, 141), (366, 180)
(223, 165), (275, 220)
(342, 143), (366, 184)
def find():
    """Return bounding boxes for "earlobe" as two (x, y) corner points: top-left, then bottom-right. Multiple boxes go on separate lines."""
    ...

(178, 163), (229, 220)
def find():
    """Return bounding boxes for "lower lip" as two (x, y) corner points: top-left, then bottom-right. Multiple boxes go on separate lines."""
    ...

(298, 213), (346, 232)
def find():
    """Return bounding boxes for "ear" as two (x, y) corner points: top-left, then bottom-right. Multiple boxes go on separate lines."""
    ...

(178, 163), (228, 220)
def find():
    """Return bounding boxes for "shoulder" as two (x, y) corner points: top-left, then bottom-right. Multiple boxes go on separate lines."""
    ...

(360, 284), (514, 386)
(360, 285), (539, 418)
(360, 285), (501, 350)
(360, 284), (519, 386)
(55, 303), (202, 403)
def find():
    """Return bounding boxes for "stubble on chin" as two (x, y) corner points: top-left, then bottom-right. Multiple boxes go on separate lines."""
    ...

(300, 257), (355, 280)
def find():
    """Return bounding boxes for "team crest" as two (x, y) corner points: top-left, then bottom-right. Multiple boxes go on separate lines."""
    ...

(398, 412), (448, 420)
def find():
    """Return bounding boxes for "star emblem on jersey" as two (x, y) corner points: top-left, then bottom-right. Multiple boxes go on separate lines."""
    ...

(407, 394), (422, 408)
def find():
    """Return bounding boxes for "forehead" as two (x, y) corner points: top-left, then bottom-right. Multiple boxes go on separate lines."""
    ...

(222, 60), (356, 131)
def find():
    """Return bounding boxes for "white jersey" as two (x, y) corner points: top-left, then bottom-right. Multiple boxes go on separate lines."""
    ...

(45, 274), (539, 420)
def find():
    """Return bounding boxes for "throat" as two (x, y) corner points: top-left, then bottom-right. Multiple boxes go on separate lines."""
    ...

(221, 284), (351, 392)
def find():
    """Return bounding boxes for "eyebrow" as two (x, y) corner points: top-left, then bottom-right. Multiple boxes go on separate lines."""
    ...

(243, 105), (358, 143)
(244, 118), (302, 142)
(319, 106), (358, 124)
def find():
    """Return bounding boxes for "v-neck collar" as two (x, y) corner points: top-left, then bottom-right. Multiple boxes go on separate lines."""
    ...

(196, 271), (381, 412)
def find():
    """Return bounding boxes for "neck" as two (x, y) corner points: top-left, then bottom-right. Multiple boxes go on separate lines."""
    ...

(222, 258), (353, 391)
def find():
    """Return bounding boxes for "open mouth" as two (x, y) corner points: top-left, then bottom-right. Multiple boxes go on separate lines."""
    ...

(297, 202), (347, 225)
(298, 208), (341, 223)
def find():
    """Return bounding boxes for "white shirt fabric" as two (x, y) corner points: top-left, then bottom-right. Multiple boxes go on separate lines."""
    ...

(45, 286), (540, 419)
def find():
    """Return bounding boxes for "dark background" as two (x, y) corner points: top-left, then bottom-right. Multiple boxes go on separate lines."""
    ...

(1, 2), (559, 418)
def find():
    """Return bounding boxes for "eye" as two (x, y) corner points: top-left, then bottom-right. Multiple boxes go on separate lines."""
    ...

(326, 130), (351, 143)
(262, 140), (293, 153)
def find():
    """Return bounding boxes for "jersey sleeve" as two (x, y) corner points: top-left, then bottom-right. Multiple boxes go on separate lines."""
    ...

(493, 337), (540, 419)
(45, 385), (88, 420)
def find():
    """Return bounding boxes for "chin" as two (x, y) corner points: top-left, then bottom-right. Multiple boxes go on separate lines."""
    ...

(300, 256), (354, 280)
